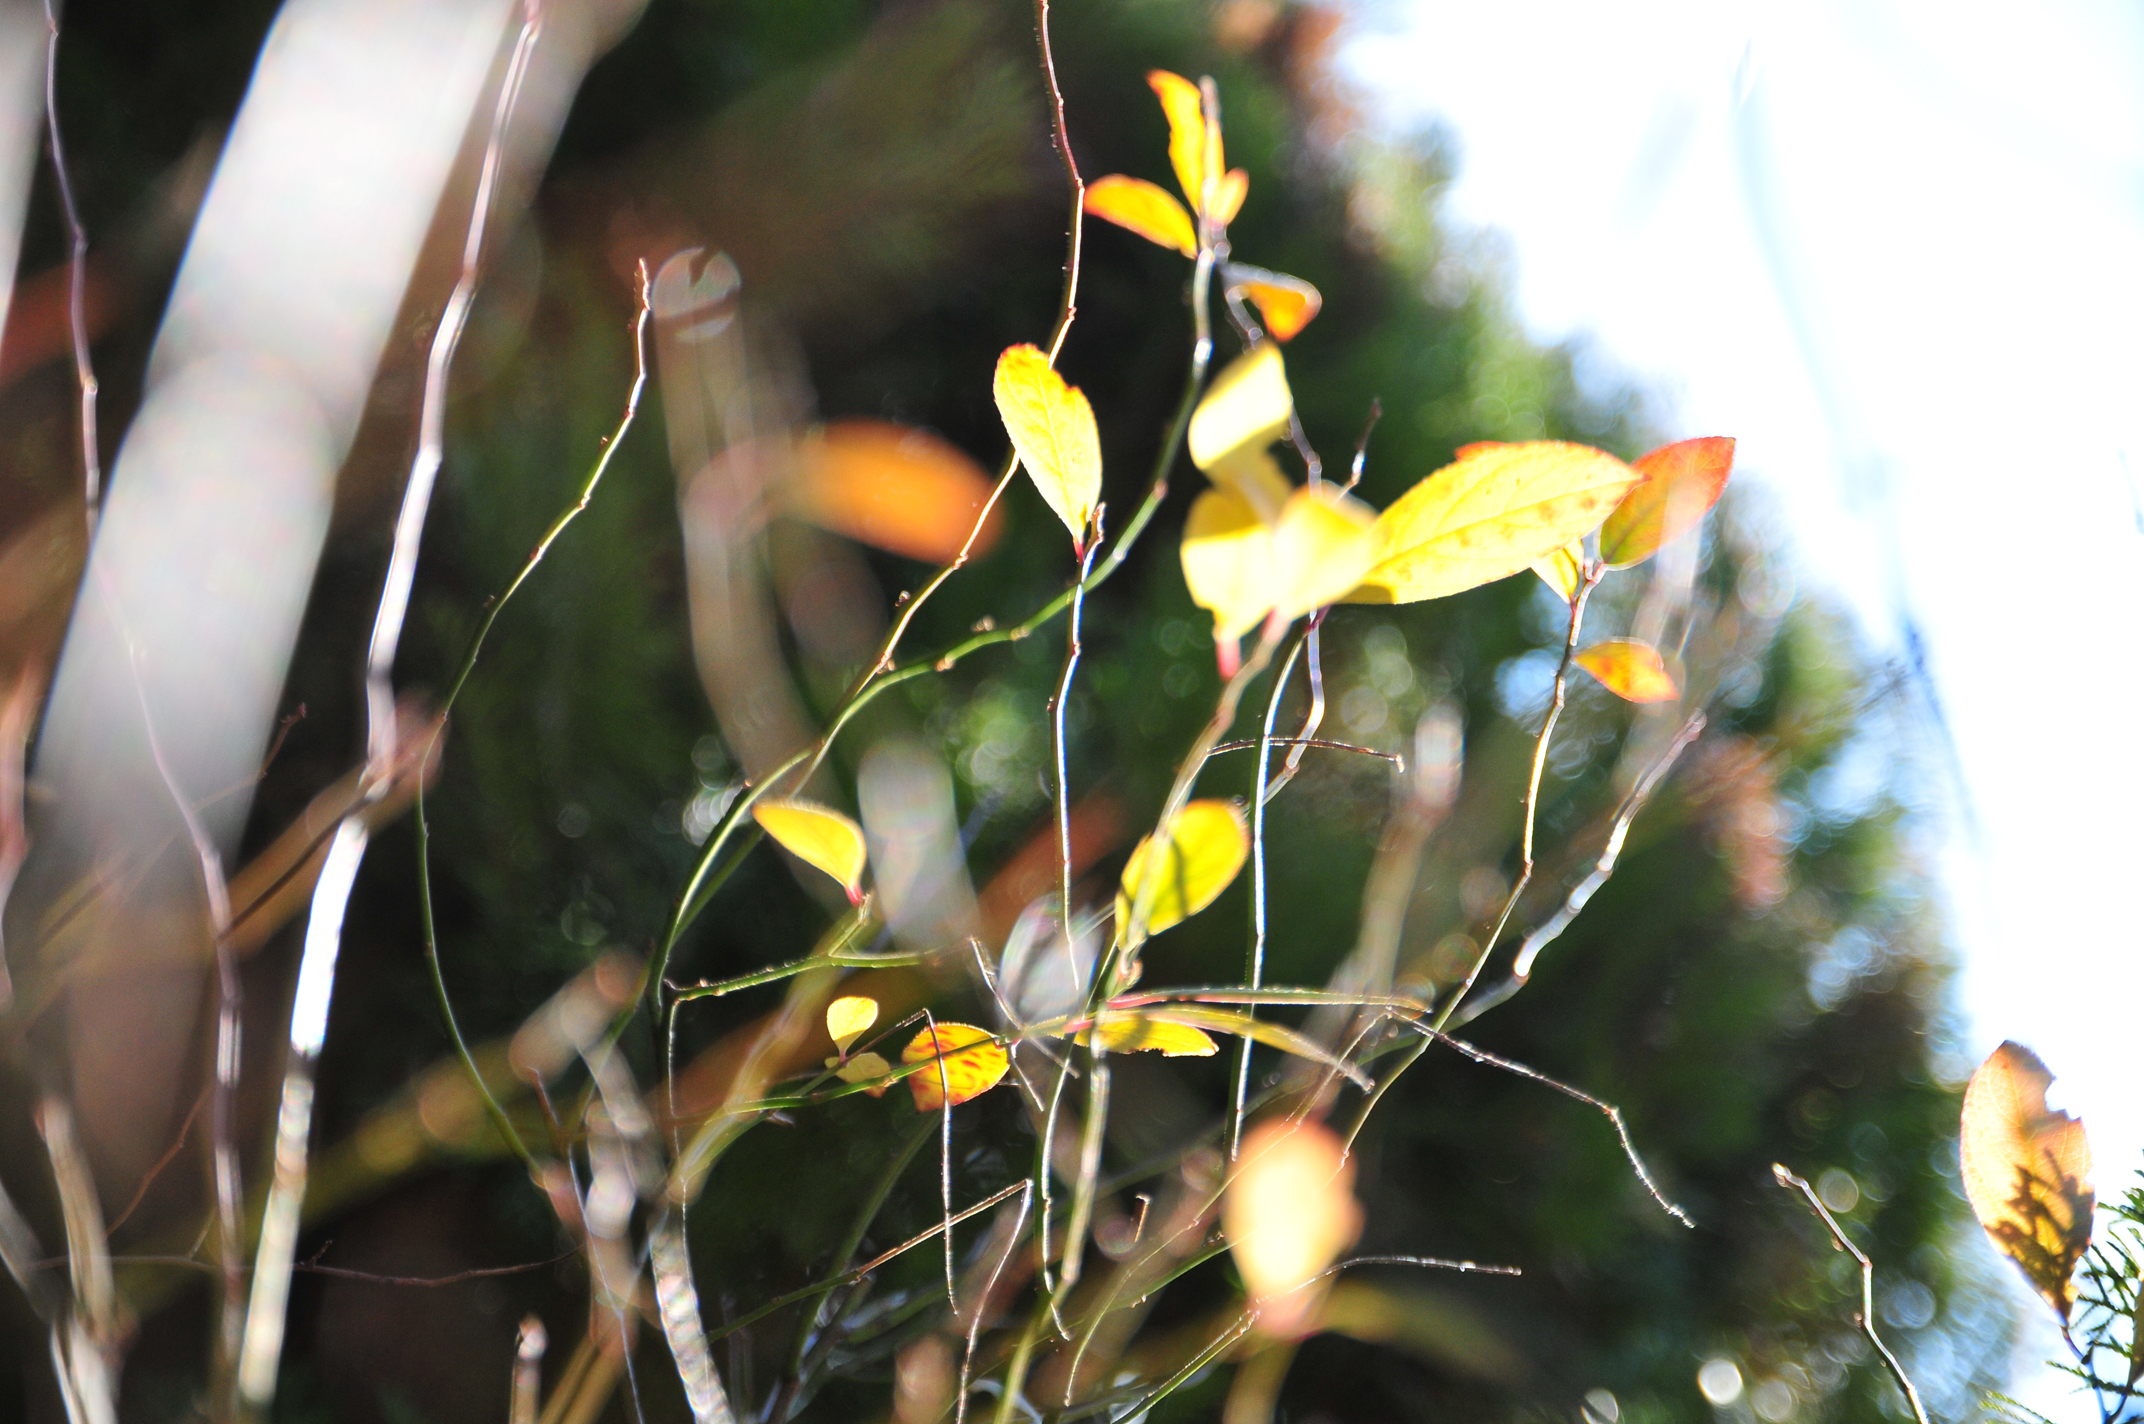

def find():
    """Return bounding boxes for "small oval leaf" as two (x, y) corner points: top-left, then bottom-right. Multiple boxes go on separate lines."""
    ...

(993, 344), (1103, 549)
(1083, 1012), (1220, 1057)
(1961, 1042), (2095, 1321)
(1574, 639), (1680, 703)
(1211, 167), (1248, 226)
(1227, 266), (1321, 342)
(1224, 1118), (1363, 1338)
(1147, 70), (1210, 215)
(1182, 488), (1276, 640)
(1188, 344), (1293, 473)
(1116, 799), (1250, 943)
(1598, 436), (1735, 568)
(1531, 540), (1585, 602)
(826, 995), (879, 1052)
(902, 1024), (1009, 1112)
(1084, 175), (1197, 257)
(1356, 441), (1643, 605)
(1272, 486), (1377, 621)
(753, 799), (868, 900)
(793, 419), (1003, 564)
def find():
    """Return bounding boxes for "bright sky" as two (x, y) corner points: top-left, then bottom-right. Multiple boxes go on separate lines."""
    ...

(1343, 0), (2144, 1413)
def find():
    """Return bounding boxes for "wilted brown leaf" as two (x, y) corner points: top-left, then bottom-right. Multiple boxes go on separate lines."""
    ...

(1959, 1041), (2094, 1320)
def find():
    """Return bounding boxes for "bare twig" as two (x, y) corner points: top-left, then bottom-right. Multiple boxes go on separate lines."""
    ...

(1772, 1164), (1931, 1424)
(958, 1183), (1034, 1424)
(1233, 632), (1306, 1157)
(41, 0), (99, 526)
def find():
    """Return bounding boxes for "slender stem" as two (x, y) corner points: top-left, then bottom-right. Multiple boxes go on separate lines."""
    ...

(1233, 632), (1305, 1157)
(41, 0), (99, 528)
(1773, 1165), (1931, 1424)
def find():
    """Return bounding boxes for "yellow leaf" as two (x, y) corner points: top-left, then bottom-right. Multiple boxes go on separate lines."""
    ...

(993, 344), (1102, 549)
(826, 995), (879, 1052)
(1573, 639), (1680, 704)
(753, 799), (868, 901)
(1083, 1012), (1219, 1057)
(1211, 167), (1248, 227)
(1961, 1042), (2095, 1321)
(1188, 344), (1293, 473)
(793, 419), (1003, 564)
(1224, 1118), (1363, 1338)
(1206, 445), (1293, 525)
(832, 1050), (892, 1096)
(1272, 486), (1377, 621)
(1530, 540), (1585, 602)
(1148, 69), (1209, 215)
(1228, 265), (1321, 342)
(1598, 436), (1735, 569)
(1083, 175), (1196, 257)
(1181, 488), (1275, 640)
(1355, 441), (1643, 605)
(1116, 799), (1249, 944)
(902, 1024), (1009, 1112)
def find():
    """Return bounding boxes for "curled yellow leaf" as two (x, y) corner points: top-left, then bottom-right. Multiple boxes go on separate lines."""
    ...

(993, 344), (1102, 550)
(1116, 798), (1249, 946)
(1148, 69), (1212, 216)
(1182, 488), (1275, 641)
(902, 1024), (1009, 1113)
(1272, 486), (1378, 622)
(1211, 167), (1248, 227)
(1961, 1042), (2095, 1321)
(1082, 1012), (1219, 1057)
(753, 799), (868, 901)
(1188, 344), (1293, 473)
(1531, 540), (1585, 602)
(826, 995), (879, 1053)
(1599, 436), (1735, 569)
(1573, 639), (1680, 704)
(1355, 441), (1643, 605)
(1227, 265), (1321, 342)
(1084, 174), (1197, 257)
(832, 1050), (892, 1096)
(1224, 1118), (1363, 1338)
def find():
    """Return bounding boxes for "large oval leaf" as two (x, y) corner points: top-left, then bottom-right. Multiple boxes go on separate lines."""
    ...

(902, 1023), (1009, 1112)
(793, 419), (1002, 564)
(1272, 486), (1377, 621)
(1598, 436), (1734, 569)
(1961, 1042), (2094, 1321)
(993, 344), (1102, 549)
(1574, 639), (1680, 703)
(1181, 488), (1275, 640)
(1355, 442), (1643, 604)
(1084, 175), (1196, 257)
(1188, 344), (1292, 473)
(753, 799), (868, 901)
(1116, 799), (1249, 944)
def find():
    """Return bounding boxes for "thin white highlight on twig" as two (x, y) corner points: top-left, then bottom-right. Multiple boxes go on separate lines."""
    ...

(41, 0), (98, 526)
(957, 1181), (1033, 1424)
(1773, 1163), (1931, 1424)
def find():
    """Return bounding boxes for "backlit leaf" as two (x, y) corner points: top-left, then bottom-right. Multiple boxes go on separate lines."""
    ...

(1211, 167), (1248, 226)
(1531, 540), (1585, 601)
(793, 419), (1002, 563)
(903, 1023), (1009, 1112)
(1081, 1012), (1219, 1057)
(1224, 1118), (1363, 1338)
(1188, 344), (1293, 473)
(1272, 486), (1377, 620)
(1116, 799), (1249, 944)
(754, 799), (868, 901)
(1182, 488), (1275, 640)
(833, 1050), (892, 1096)
(1084, 175), (1196, 257)
(993, 344), (1102, 549)
(826, 995), (879, 1052)
(1128, 1005), (1372, 1089)
(1574, 639), (1680, 703)
(1148, 70), (1210, 215)
(1598, 436), (1735, 569)
(1227, 265), (1321, 342)
(1960, 1042), (2095, 1321)
(1355, 441), (1643, 605)
(1207, 445), (1294, 526)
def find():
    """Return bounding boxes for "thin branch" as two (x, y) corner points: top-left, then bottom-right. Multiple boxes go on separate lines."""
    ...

(41, 0), (99, 526)
(1773, 1164), (1931, 1424)
(958, 1183), (1034, 1424)
(1209, 736), (1401, 768)
(1234, 632), (1306, 1157)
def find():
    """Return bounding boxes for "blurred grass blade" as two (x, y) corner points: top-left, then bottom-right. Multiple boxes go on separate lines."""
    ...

(649, 1208), (737, 1424)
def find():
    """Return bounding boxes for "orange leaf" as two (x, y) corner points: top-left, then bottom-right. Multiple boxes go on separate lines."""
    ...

(1598, 436), (1734, 568)
(902, 1023), (1009, 1112)
(1227, 265), (1321, 342)
(794, 420), (1003, 564)
(1573, 640), (1679, 703)
(1211, 168), (1248, 226)
(1223, 1118), (1362, 1338)
(1148, 70), (1210, 216)
(1084, 175), (1197, 257)
(1961, 1042), (2095, 1321)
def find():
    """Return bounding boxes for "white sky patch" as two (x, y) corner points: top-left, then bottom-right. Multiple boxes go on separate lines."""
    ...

(1346, 1), (2144, 1414)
